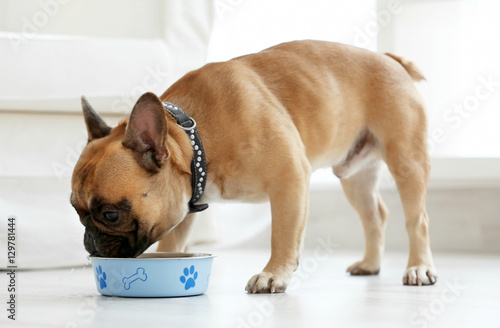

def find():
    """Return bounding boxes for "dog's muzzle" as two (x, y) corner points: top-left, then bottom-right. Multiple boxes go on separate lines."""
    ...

(84, 227), (148, 258)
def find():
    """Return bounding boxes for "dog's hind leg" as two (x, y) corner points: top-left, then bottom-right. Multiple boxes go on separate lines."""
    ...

(375, 52), (436, 285)
(340, 159), (388, 275)
(384, 131), (437, 286)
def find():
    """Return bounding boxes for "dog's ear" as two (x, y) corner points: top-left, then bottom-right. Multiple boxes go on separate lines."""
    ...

(81, 96), (112, 142)
(122, 92), (169, 172)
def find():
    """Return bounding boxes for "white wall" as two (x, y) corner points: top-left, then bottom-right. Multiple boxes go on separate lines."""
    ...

(208, 0), (377, 61)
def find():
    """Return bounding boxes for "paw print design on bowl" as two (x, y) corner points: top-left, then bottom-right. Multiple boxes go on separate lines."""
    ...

(95, 265), (107, 289)
(180, 265), (198, 290)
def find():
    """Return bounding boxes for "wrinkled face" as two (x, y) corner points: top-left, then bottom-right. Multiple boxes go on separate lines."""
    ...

(71, 93), (190, 258)
(71, 127), (157, 257)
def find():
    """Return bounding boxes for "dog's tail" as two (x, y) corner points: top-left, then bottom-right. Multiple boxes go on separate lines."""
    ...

(385, 53), (425, 82)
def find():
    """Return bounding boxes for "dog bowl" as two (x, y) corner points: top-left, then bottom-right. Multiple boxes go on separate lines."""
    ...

(89, 252), (215, 297)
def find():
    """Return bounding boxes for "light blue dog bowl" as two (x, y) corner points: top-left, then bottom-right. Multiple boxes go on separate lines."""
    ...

(89, 252), (215, 297)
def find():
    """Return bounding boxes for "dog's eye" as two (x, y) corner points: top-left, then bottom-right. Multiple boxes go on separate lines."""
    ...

(103, 211), (119, 222)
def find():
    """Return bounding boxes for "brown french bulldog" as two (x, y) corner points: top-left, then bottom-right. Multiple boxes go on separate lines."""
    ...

(71, 40), (437, 293)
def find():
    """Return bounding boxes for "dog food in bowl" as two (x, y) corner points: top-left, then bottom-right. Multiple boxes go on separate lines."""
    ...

(89, 252), (215, 297)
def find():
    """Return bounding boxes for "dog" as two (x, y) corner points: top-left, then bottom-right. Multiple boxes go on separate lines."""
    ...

(71, 40), (437, 293)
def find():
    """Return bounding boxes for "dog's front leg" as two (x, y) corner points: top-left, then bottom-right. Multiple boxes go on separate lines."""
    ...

(157, 214), (196, 253)
(246, 165), (310, 294)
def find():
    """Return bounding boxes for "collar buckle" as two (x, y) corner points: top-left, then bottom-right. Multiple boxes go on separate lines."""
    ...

(179, 118), (197, 131)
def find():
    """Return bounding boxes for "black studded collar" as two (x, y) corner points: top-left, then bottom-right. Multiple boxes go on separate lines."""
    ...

(162, 102), (208, 214)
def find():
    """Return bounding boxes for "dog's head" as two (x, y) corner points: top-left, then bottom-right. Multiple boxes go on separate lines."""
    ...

(70, 93), (192, 257)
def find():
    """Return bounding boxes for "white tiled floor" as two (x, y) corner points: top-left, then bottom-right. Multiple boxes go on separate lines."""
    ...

(2, 249), (500, 328)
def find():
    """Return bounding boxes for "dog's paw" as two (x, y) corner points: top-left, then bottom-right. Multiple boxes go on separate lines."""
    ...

(245, 271), (288, 294)
(403, 265), (437, 286)
(346, 260), (380, 275)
